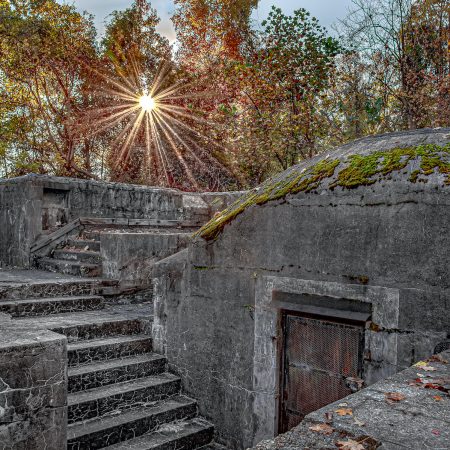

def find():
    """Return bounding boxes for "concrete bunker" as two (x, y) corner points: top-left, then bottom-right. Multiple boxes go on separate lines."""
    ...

(0, 128), (448, 450)
(152, 128), (450, 449)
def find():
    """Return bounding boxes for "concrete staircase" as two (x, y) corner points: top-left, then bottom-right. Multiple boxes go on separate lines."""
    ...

(37, 229), (103, 278)
(2, 278), (215, 450)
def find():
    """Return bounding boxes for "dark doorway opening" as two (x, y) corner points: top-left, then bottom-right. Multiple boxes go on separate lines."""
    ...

(279, 311), (365, 434)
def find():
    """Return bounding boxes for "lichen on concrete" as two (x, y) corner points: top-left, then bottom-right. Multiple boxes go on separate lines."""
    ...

(196, 143), (450, 241)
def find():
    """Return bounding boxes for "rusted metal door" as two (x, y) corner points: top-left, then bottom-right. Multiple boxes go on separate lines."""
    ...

(279, 312), (364, 433)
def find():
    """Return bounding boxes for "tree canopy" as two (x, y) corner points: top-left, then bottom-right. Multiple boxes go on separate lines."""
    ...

(0, 0), (448, 190)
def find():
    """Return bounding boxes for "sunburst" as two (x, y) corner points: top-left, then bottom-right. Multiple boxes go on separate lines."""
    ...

(74, 57), (233, 190)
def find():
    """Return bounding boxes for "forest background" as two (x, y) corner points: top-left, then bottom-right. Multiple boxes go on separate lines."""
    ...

(0, 0), (448, 190)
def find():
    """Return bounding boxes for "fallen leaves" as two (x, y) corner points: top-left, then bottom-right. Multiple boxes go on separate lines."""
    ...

(432, 395), (443, 401)
(335, 408), (353, 416)
(385, 392), (406, 404)
(336, 439), (365, 450)
(309, 423), (334, 435)
(414, 361), (438, 371)
(353, 417), (366, 427)
(428, 354), (448, 364)
(414, 361), (428, 367)
(410, 375), (450, 393)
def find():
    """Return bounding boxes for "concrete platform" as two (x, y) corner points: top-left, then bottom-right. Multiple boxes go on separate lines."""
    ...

(252, 351), (450, 450)
(0, 268), (91, 285)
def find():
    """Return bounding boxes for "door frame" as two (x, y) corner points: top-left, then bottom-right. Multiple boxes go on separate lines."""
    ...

(251, 276), (399, 446)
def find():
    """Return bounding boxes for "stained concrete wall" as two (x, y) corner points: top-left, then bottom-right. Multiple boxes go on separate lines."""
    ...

(0, 326), (67, 449)
(152, 129), (450, 449)
(0, 174), (240, 269)
(101, 232), (191, 282)
(0, 179), (42, 268)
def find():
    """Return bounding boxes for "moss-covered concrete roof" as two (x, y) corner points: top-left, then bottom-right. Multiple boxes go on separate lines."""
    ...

(196, 128), (450, 241)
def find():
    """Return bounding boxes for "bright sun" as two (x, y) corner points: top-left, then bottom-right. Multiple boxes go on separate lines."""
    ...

(139, 94), (155, 112)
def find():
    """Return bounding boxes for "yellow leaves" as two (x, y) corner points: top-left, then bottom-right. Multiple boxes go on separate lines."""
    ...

(414, 360), (428, 367)
(414, 361), (437, 371)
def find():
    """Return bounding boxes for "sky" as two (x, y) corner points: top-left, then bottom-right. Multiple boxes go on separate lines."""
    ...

(59, 1), (355, 42)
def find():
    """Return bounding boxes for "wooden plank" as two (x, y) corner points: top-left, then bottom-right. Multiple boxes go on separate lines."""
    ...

(30, 219), (80, 253)
(79, 217), (199, 228)
(80, 217), (129, 226)
(127, 218), (180, 227)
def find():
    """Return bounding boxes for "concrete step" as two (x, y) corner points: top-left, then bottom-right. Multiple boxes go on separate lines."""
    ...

(82, 231), (101, 241)
(0, 295), (104, 317)
(0, 279), (98, 300)
(68, 335), (153, 367)
(53, 249), (101, 264)
(16, 306), (149, 343)
(37, 257), (102, 278)
(67, 239), (101, 252)
(201, 443), (230, 450)
(67, 395), (198, 449)
(68, 373), (181, 423)
(53, 317), (145, 343)
(103, 417), (214, 450)
(68, 353), (167, 393)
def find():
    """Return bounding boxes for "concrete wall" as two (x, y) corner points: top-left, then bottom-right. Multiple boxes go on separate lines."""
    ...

(152, 129), (450, 449)
(0, 174), (241, 269)
(0, 179), (42, 268)
(101, 232), (191, 283)
(0, 326), (67, 449)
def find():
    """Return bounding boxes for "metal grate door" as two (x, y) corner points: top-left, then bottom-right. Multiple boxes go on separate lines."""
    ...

(279, 313), (364, 433)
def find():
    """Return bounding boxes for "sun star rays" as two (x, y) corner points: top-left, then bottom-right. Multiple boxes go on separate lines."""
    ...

(76, 58), (230, 189)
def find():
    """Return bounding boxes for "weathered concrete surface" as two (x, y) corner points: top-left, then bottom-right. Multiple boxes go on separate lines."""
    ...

(152, 129), (450, 449)
(0, 179), (42, 268)
(0, 174), (240, 269)
(0, 175), (183, 268)
(0, 327), (67, 450)
(101, 230), (192, 282)
(251, 350), (450, 450)
(0, 269), (97, 300)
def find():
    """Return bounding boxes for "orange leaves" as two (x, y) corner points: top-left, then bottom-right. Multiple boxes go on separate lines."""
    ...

(336, 439), (365, 450)
(384, 392), (406, 404)
(309, 423), (334, 435)
(335, 407), (353, 416)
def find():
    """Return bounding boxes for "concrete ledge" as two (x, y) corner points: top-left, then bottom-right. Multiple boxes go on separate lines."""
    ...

(252, 350), (450, 450)
(0, 326), (67, 450)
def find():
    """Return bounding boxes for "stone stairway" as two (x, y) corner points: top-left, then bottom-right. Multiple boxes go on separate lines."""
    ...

(2, 278), (215, 450)
(37, 229), (103, 278)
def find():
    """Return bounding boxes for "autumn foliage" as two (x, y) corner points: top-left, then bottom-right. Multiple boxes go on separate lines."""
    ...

(0, 0), (448, 190)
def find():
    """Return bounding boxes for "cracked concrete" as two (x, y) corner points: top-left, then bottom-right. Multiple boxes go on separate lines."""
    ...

(0, 327), (67, 450)
(151, 129), (450, 449)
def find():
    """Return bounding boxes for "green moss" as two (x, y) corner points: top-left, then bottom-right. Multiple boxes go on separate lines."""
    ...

(409, 170), (420, 183)
(332, 147), (418, 188)
(196, 143), (449, 241)
(193, 265), (212, 270)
